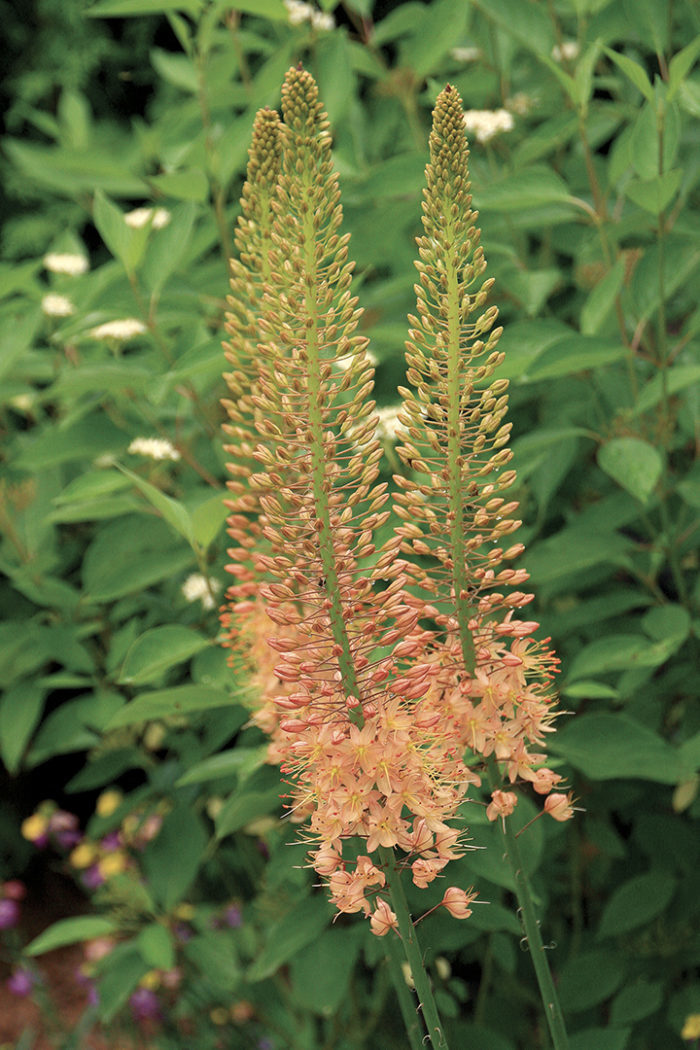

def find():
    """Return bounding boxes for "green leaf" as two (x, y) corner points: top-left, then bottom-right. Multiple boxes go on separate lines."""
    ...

(401, 0), (470, 75)
(106, 685), (238, 728)
(668, 36), (700, 100)
(84, 546), (194, 601)
(0, 682), (46, 774)
(569, 1029), (631, 1050)
(118, 626), (210, 685)
(477, 168), (574, 212)
(631, 364), (700, 416)
(141, 201), (197, 293)
(642, 603), (691, 643)
(610, 980), (665, 1024)
(215, 784), (282, 837)
(116, 465), (196, 548)
(525, 335), (626, 380)
(88, 0), (203, 14)
(176, 746), (266, 786)
(54, 471), (131, 504)
(247, 895), (335, 982)
(604, 48), (654, 102)
(150, 48), (198, 92)
(142, 805), (208, 910)
(96, 944), (148, 1022)
(526, 527), (632, 586)
(473, 0), (554, 55)
(290, 928), (362, 1016)
(15, 415), (126, 471)
(626, 170), (682, 214)
(580, 257), (626, 335)
(26, 917), (118, 956)
(137, 924), (175, 970)
(549, 713), (688, 784)
(217, 0), (286, 16)
(558, 949), (626, 1011)
(149, 168), (209, 202)
(597, 437), (663, 502)
(568, 633), (683, 678)
(93, 190), (148, 272)
(184, 932), (242, 993)
(597, 872), (676, 938)
(191, 494), (228, 549)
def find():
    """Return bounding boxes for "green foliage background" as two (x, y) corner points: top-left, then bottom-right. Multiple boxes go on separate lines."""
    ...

(1, 1), (699, 1048)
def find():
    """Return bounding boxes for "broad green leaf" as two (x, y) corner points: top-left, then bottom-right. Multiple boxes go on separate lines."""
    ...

(477, 168), (574, 212)
(642, 604), (690, 643)
(626, 170), (682, 214)
(568, 633), (683, 678)
(526, 527), (632, 586)
(176, 746), (266, 786)
(604, 48), (654, 102)
(401, 0), (470, 75)
(597, 872), (676, 938)
(215, 785), (282, 837)
(97, 945), (148, 1023)
(597, 437), (663, 502)
(116, 464), (196, 547)
(137, 924), (175, 970)
(84, 546), (194, 601)
(150, 48), (198, 93)
(611, 980), (664, 1024)
(15, 415), (126, 470)
(184, 932), (242, 993)
(0, 311), (41, 382)
(54, 471), (131, 504)
(473, 0), (554, 55)
(246, 895), (335, 982)
(631, 364), (700, 416)
(569, 1029), (631, 1050)
(26, 917), (118, 956)
(88, 0), (203, 14)
(558, 949), (626, 1011)
(142, 805), (208, 909)
(191, 494), (228, 549)
(148, 169), (209, 202)
(316, 31), (354, 122)
(93, 190), (148, 272)
(107, 686), (241, 728)
(580, 258), (626, 335)
(0, 682), (46, 774)
(668, 35), (700, 100)
(218, 0), (286, 16)
(141, 202), (197, 292)
(118, 626), (210, 685)
(562, 680), (620, 700)
(525, 335), (626, 380)
(3, 140), (145, 197)
(549, 713), (688, 784)
(290, 928), (362, 1016)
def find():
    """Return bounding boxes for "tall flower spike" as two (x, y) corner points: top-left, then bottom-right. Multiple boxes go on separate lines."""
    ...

(222, 69), (477, 926)
(393, 85), (562, 800)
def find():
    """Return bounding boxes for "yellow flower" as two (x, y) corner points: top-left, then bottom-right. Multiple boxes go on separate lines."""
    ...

(140, 970), (161, 990)
(682, 1015), (700, 1040)
(210, 1007), (229, 1026)
(174, 903), (195, 921)
(70, 842), (98, 869)
(21, 813), (48, 842)
(97, 852), (128, 879)
(96, 790), (123, 818)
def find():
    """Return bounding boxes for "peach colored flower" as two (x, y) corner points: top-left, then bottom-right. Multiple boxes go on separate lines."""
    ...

(369, 899), (398, 937)
(440, 887), (476, 919)
(486, 790), (518, 822)
(544, 792), (575, 822)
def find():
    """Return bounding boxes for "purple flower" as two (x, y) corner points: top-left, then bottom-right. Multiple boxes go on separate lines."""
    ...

(223, 904), (243, 928)
(129, 987), (161, 1020)
(0, 898), (20, 929)
(258, 1038), (274, 1050)
(55, 829), (82, 849)
(82, 865), (105, 890)
(8, 969), (36, 997)
(100, 831), (122, 851)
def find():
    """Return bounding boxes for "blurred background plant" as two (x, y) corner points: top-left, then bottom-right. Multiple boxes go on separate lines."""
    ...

(0, 1), (699, 1048)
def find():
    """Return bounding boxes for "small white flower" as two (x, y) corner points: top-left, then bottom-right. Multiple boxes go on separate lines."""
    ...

(43, 252), (89, 276)
(284, 0), (333, 29)
(182, 572), (221, 610)
(90, 318), (147, 342)
(9, 394), (35, 413)
(506, 92), (534, 116)
(551, 40), (579, 63)
(41, 293), (75, 317)
(375, 405), (407, 443)
(128, 437), (181, 461)
(463, 108), (515, 144)
(310, 9), (334, 30)
(124, 207), (171, 230)
(451, 46), (481, 63)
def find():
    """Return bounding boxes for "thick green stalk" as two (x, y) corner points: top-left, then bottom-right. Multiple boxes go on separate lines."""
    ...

(486, 757), (570, 1050)
(379, 846), (449, 1050)
(384, 933), (425, 1050)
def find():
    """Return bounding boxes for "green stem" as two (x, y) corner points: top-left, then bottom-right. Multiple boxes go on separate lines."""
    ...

(379, 846), (449, 1049)
(384, 933), (425, 1050)
(486, 758), (570, 1050)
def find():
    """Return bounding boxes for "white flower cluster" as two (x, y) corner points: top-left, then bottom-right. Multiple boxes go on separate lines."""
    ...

(375, 405), (407, 443)
(463, 108), (515, 144)
(90, 318), (147, 342)
(43, 253), (89, 276)
(127, 437), (181, 461)
(182, 573), (221, 610)
(41, 294), (75, 318)
(124, 207), (171, 230)
(450, 46), (481, 63)
(551, 40), (579, 62)
(284, 0), (334, 30)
